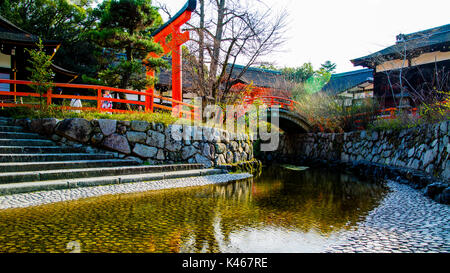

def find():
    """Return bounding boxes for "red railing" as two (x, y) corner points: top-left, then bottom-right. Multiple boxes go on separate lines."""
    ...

(243, 95), (299, 111)
(0, 79), (199, 120)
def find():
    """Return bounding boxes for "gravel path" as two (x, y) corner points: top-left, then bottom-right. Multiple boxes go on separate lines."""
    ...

(325, 180), (450, 253)
(0, 173), (253, 210)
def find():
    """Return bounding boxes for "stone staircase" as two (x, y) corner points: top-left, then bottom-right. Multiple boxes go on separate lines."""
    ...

(0, 117), (224, 195)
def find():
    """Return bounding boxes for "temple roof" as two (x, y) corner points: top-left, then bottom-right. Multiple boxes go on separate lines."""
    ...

(51, 63), (79, 78)
(225, 64), (286, 89)
(0, 15), (59, 46)
(156, 57), (194, 89)
(351, 24), (450, 68)
(321, 69), (374, 95)
(155, 61), (288, 93)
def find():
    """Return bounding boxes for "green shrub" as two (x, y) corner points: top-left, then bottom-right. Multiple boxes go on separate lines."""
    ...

(291, 91), (379, 133)
(25, 39), (54, 109)
(368, 112), (422, 132)
(419, 90), (450, 123)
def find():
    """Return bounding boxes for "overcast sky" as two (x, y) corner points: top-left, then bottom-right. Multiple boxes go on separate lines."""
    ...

(155, 0), (450, 73)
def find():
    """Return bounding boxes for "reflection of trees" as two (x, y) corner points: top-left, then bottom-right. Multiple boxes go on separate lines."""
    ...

(245, 167), (388, 233)
(0, 167), (387, 253)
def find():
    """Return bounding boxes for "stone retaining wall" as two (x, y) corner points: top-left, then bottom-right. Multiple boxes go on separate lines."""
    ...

(272, 120), (449, 180)
(264, 120), (450, 204)
(15, 118), (254, 168)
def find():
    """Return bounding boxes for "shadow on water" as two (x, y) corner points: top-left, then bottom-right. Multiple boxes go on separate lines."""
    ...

(0, 166), (388, 253)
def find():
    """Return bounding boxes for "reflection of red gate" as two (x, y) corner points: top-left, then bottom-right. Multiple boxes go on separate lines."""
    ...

(145, 0), (197, 114)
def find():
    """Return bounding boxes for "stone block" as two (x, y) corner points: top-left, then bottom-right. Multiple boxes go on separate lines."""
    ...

(215, 143), (227, 154)
(55, 118), (92, 143)
(98, 119), (117, 136)
(147, 130), (165, 148)
(126, 131), (147, 144)
(102, 133), (131, 154)
(181, 145), (197, 160)
(195, 154), (212, 168)
(133, 143), (158, 158)
(130, 120), (149, 132)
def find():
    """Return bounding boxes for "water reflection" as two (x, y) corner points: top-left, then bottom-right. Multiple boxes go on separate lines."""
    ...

(0, 166), (388, 253)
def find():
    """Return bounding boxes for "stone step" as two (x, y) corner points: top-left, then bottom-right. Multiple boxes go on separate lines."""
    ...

(0, 139), (56, 146)
(0, 168), (224, 195)
(0, 126), (24, 132)
(0, 159), (140, 172)
(0, 153), (116, 162)
(0, 119), (13, 126)
(0, 132), (47, 139)
(0, 163), (205, 184)
(0, 146), (86, 154)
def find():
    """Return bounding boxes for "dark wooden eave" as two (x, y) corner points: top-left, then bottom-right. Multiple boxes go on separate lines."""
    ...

(351, 24), (450, 68)
(0, 15), (59, 47)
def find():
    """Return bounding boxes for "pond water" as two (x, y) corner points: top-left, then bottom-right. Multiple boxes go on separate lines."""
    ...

(0, 166), (389, 253)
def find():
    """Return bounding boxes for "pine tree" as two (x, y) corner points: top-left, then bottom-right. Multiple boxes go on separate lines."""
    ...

(87, 0), (167, 92)
(320, 60), (337, 73)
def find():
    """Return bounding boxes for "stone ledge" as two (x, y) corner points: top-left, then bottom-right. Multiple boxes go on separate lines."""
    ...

(13, 117), (255, 168)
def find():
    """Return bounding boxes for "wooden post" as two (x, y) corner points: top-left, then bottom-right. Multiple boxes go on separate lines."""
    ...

(146, 69), (155, 113)
(13, 59), (17, 103)
(150, 92), (154, 113)
(47, 88), (52, 106)
(172, 40), (182, 116)
(97, 88), (102, 110)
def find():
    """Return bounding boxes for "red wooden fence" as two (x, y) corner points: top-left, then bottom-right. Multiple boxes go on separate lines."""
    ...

(0, 80), (429, 130)
(0, 79), (199, 120)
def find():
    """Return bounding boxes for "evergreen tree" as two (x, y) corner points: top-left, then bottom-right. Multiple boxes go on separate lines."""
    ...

(282, 63), (315, 83)
(86, 0), (167, 93)
(320, 60), (337, 73)
(25, 39), (54, 109)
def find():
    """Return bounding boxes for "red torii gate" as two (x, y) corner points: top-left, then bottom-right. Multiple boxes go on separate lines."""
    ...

(145, 0), (196, 114)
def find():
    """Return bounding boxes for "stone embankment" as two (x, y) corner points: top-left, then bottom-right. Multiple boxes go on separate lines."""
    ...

(15, 117), (254, 168)
(266, 120), (450, 204)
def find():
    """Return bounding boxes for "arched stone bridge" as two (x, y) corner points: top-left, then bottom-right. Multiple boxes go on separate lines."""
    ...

(244, 96), (312, 133)
(264, 107), (312, 133)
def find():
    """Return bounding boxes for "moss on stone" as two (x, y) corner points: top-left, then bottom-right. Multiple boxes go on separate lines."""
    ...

(220, 158), (262, 176)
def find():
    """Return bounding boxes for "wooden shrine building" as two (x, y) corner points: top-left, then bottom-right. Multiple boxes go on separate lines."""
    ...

(321, 68), (374, 107)
(0, 15), (78, 97)
(351, 24), (450, 108)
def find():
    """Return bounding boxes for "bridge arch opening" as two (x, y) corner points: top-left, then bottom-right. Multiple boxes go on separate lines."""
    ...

(262, 108), (312, 134)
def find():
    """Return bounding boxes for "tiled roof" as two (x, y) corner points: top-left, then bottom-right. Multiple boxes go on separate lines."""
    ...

(156, 57), (195, 89)
(225, 64), (286, 89)
(0, 15), (59, 45)
(156, 61), (287, 91)
(321, 69), (374, 95)
(352, 24), (450, 67)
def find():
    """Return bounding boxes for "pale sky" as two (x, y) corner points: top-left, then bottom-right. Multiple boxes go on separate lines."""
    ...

(155, 0), (450, 73)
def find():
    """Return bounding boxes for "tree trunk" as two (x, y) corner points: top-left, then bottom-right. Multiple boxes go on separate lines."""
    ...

(209, 0), (225, 99)
(115, 45), (133, 111)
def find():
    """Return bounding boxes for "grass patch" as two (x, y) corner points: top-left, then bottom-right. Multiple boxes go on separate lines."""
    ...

(0, 105), (183, 127)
